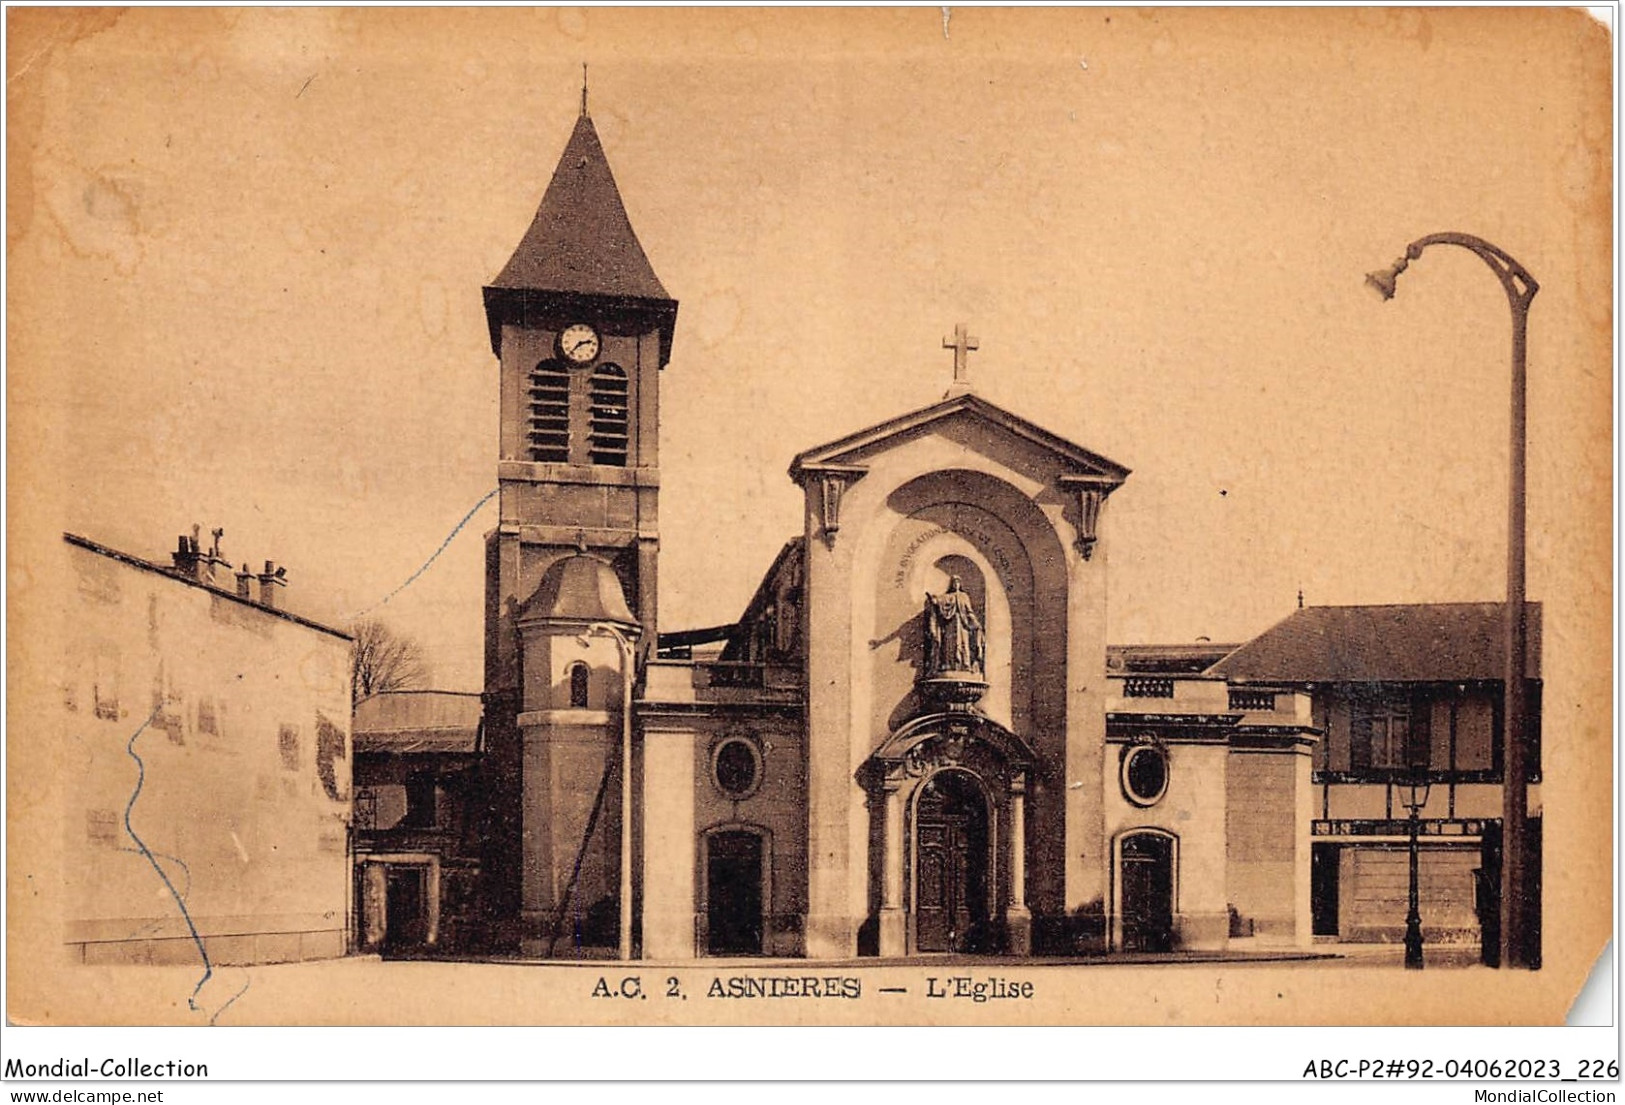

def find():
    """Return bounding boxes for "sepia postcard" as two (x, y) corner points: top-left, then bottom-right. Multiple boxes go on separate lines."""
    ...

(4, 5), (1614, 1053)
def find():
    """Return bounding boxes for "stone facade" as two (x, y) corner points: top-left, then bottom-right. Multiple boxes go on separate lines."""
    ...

(468, 108), (1536, 963)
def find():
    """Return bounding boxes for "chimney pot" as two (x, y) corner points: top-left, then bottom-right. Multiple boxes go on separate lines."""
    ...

(256, 561), (287, 609)
(172, 533), (201, 579)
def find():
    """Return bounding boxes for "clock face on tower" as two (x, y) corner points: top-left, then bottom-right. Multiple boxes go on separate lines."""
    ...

(559, 323), (601, 364)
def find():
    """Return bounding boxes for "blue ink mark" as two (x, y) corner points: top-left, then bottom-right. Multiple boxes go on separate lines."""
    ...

(209, 971), (251, 1026)
(348, 487), (498, 619)
(118, 847), (194, 942)
(118, 847), (192, 902)
(124, 707), (213, 1011)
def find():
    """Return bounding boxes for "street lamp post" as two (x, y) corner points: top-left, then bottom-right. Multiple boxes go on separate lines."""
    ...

(1398, 773), (1433, 970)
(581, 621), (639, 961)
(1366, 232), (1538, 970)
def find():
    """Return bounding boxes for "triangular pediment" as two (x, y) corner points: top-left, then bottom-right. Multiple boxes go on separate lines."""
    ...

(789, 392), (1129, 486)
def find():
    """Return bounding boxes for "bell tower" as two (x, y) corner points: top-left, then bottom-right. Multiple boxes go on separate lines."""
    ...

(483, 105), (676, 684)
(480, 104), (677, 950)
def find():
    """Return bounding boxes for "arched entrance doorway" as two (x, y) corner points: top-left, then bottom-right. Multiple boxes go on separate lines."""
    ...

(863, 712), (1036, 957)
(704, 829), (766, 955)
(913, 770), (991, 953)
(1119, 831), (1176, 952)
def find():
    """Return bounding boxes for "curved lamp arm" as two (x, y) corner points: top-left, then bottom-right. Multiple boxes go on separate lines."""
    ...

(1363, 230), (1540, 969)
(1366, 232), (1538, 309)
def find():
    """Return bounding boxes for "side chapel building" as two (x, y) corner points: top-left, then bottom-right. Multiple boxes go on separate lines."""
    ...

(460, 107), (1537, 961)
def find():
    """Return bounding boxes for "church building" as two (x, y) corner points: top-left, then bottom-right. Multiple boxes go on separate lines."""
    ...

(470, 105), (1525, 961)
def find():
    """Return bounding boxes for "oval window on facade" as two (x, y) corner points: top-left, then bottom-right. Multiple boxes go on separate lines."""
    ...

(712, 737), (762, 800)
(1121, 743), (1170, 807)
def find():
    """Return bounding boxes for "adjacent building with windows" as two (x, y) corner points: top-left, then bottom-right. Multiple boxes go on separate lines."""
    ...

(1210, 603), (1542, 961)
(59, 531), (353, 966)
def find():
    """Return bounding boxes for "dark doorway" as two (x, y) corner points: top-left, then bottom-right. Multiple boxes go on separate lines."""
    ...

(1477, 821), (1502, 967)
(706, 831), (764, 955)
(1119, 832), (1175, 952)
(384, 866), (428, 947)
(1311, 843), (1341, 936)
(913, 771), (990, 953)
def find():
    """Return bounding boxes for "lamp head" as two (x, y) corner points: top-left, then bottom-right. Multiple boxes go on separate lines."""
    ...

(1365, 252), (1413, 300)
(1365, 268), (1399, 300)
(1399, 771), (1432, 814)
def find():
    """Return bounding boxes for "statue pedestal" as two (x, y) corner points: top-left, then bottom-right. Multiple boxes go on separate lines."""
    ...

(918, 671), (988, 709)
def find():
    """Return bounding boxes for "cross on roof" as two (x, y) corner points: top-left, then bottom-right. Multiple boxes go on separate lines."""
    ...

(943, 323), (979, 387)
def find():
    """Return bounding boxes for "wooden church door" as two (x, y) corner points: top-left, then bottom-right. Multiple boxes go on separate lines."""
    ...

(913, 771), (989, 953)
(1120, 832), (1175, 952)
(706, 831), (764, 955)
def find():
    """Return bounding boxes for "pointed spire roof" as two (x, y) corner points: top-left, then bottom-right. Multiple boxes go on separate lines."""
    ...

(490, 113), (670, 302)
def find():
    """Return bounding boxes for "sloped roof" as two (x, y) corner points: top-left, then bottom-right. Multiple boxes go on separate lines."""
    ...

(353, 690), (482, 754)
(488, 113), (670, 303)
(62, 532), (350, 641)
(719, 539), (802, 662)
(1209, 603), (1542, 684)
(789, 392), (1130, 484)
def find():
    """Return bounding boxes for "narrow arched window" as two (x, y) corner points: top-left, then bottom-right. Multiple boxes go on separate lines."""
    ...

(568, 662), (590, 709)
(588, 363), (629, 466)
(528, 360), (570, 462)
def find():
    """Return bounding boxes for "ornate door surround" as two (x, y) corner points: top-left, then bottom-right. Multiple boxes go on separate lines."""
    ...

(863, 712), (1037, 956)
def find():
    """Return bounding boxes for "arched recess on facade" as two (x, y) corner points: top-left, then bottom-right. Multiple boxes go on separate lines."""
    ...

(860, 712), (1037, 955)
(1112, 827), (1180, 953)
(856, 467), (1070, 749)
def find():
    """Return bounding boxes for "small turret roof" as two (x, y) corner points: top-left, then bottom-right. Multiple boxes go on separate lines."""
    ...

(489, 113), (671, 303)
(519, 553), (639, 629)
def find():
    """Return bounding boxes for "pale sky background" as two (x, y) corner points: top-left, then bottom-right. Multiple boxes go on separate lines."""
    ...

(11, 7), (1611, 693)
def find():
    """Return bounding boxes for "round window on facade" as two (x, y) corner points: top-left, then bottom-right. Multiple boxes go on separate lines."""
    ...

(1121, 743), (1170, 807)
(712, 737), (762, 800)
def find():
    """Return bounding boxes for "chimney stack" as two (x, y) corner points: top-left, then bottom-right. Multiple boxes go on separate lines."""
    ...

(198, 526), (231, 587)
(171, 531), (201, 580)
(172, 524), (233, 586)
(235, 563), (254, 600)
(257, 560), (288, 609)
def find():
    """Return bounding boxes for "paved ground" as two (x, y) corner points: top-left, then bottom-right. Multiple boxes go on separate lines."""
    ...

(403, 941), (1486, 969)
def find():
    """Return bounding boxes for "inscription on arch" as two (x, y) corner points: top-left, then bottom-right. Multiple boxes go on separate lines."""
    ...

(892, 524), (1014, 591)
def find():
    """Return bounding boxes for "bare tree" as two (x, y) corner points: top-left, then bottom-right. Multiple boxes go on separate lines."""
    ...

(349, 618), (430, 706)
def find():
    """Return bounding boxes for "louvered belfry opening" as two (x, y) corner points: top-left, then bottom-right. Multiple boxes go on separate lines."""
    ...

(528, 359), (571, 462)
(589, 363), (630, 466)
